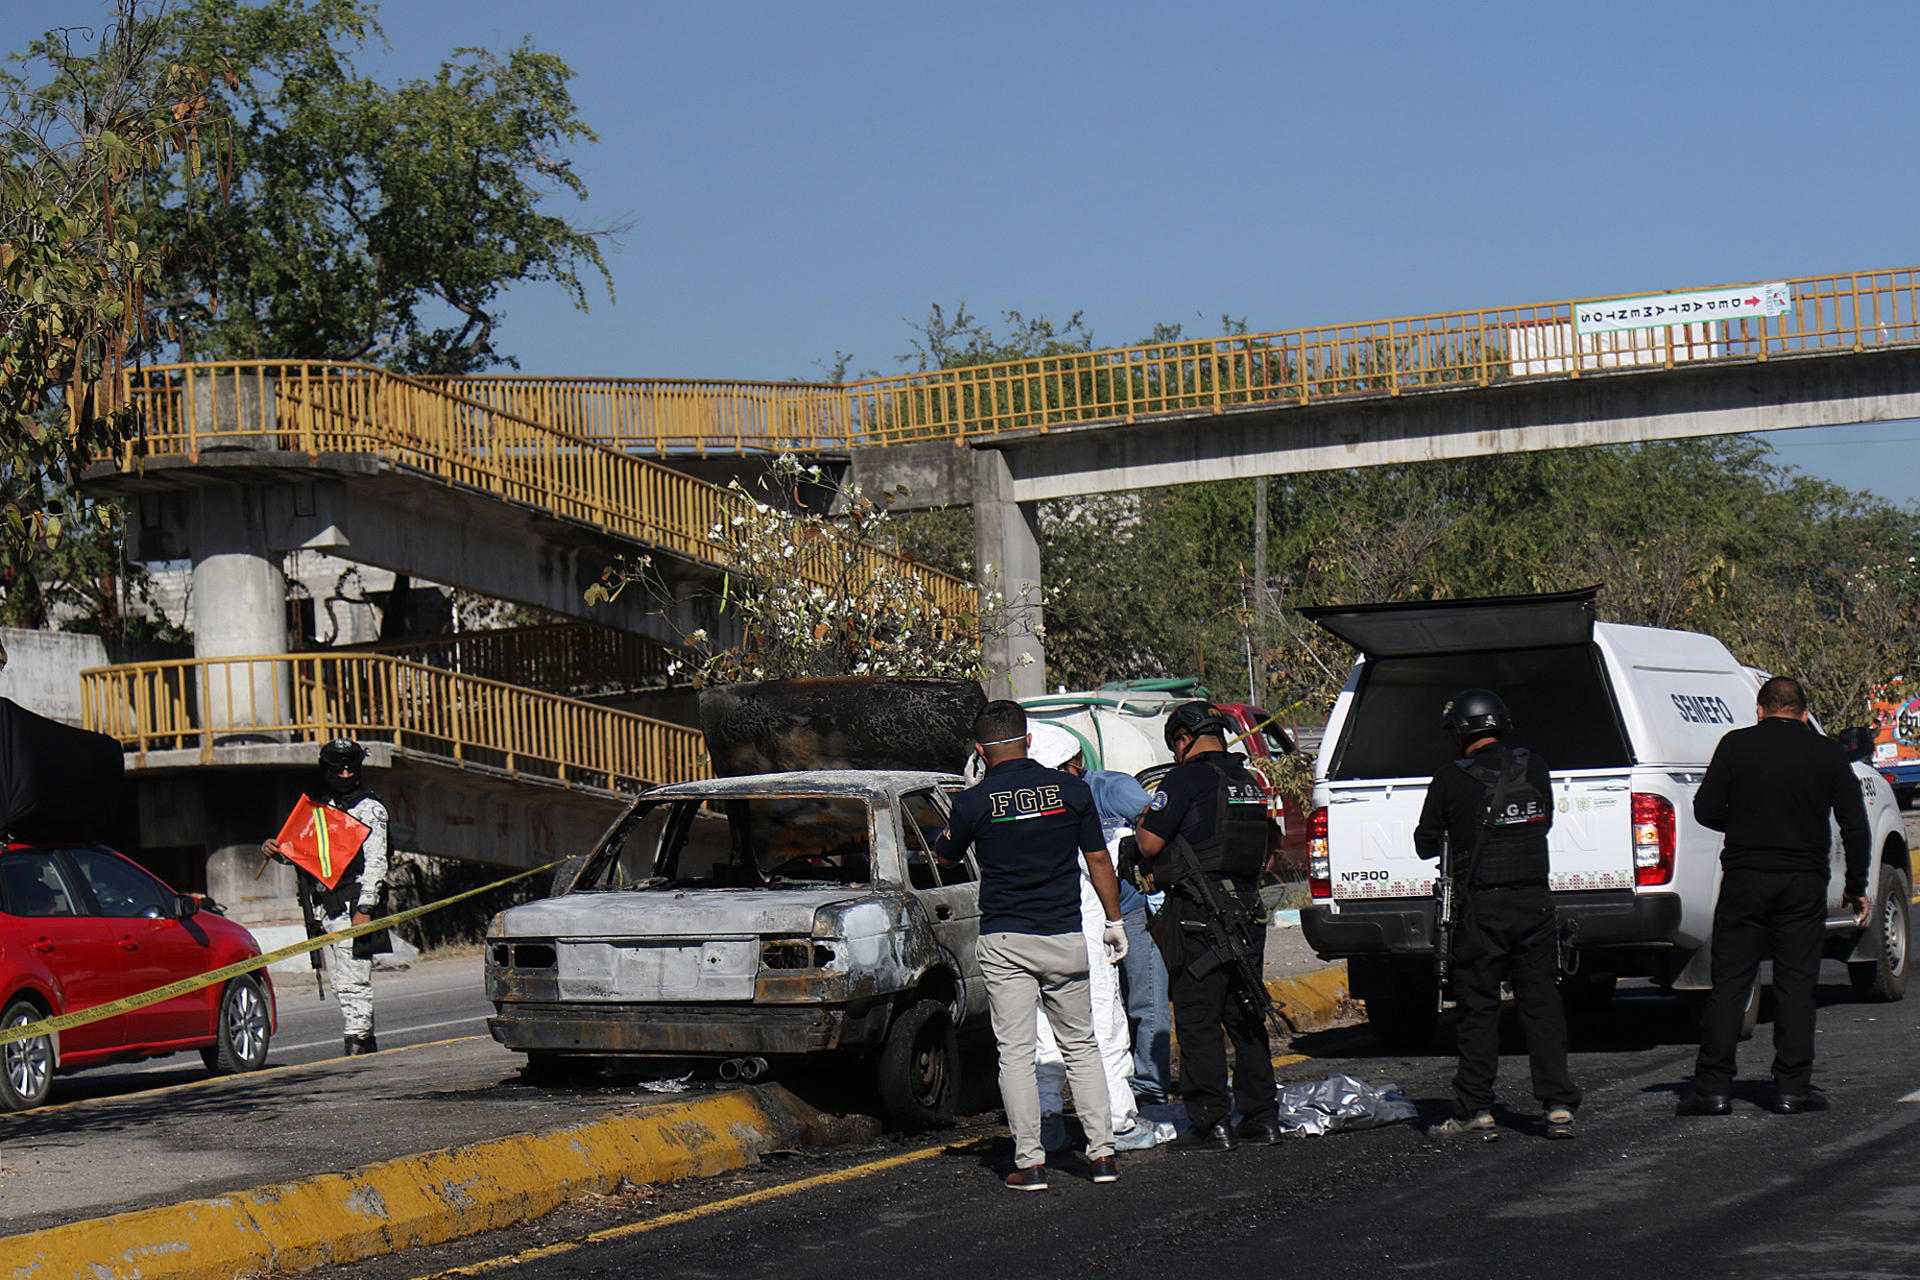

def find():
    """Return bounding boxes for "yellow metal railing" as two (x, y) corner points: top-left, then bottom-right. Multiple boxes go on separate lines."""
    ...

(351, 623), (688, 697)
(80, 653), (709, 791)
(838, 266), (1920, 442)
(103, 361), (975, 618)
(419, 375), (851, 454)
(415, 267), (1920, 451)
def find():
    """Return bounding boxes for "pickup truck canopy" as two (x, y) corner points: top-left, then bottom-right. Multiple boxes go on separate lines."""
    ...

(1298, 586), (1600, 657)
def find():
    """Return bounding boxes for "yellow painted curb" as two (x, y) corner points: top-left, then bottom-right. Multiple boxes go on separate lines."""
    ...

(1267, 964), (1354, 1035)
(3, 1085), (815, 1280)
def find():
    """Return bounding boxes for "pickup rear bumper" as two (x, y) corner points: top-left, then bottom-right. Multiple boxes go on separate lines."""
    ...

(1302, 889), (1683, 959)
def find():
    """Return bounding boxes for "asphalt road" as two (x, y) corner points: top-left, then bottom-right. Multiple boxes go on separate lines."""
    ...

(34, 952), (496, 1107)
(318, 908), (1920, 1280)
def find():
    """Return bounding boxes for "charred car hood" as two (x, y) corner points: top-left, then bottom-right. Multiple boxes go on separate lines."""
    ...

(493, 886), (879, 939)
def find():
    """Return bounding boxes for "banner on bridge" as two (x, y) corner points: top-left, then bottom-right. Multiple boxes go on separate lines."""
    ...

(1574, 282), (1792, 335)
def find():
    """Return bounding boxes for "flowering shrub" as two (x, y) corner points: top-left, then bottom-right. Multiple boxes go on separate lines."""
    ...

(588, 455), (1039, 687)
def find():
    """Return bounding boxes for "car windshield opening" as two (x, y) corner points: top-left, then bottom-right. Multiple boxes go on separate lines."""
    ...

(575, 794), (875, 890)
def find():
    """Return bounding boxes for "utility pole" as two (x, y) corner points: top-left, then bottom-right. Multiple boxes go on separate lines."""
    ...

(1252, 476), (1268, 703)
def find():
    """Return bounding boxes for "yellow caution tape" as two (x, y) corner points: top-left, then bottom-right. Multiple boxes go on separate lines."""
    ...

(0, 853), (573, 1050)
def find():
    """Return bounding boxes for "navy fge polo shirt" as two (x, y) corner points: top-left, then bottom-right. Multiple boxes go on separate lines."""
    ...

(933, 756), (1104, 936)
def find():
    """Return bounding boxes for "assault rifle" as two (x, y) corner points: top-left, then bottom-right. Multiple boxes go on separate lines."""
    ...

(1430, 745), (1512, 1011)
(293, 873), (330, 1001)
(1433, 834), (1458, 1014)
(1133, 834), (1295, 1041)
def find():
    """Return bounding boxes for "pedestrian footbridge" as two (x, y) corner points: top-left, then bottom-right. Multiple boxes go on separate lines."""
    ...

(74, 265), (1920, 890)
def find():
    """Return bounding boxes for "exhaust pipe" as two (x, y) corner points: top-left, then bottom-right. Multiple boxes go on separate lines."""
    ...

(719, 1056), (767, 1082)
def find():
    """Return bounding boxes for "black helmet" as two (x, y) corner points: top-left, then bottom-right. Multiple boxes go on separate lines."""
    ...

(1164, 700), (1232, 752)
(1441, 689), (1511, 743)
(318, 738), (366, 770)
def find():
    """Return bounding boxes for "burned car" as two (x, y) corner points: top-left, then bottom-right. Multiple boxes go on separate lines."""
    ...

(484, 771), (981, 1128)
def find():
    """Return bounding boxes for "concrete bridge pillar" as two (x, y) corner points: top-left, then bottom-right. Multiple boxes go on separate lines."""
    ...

(972, 449), (1046, 699)
(190, 487), (291, 731)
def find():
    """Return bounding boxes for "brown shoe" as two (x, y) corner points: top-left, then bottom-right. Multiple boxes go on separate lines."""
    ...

(1089, 1156), (1118, 1184)
(1004, 1165), (1049, 1192)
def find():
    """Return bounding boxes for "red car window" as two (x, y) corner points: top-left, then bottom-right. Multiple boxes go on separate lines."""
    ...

(1, 852), (84, 917)
(66, 847), (174, 919)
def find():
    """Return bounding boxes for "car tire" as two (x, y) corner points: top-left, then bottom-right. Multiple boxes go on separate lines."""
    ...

(522, 1052), (598, 1086)
(875, 997), (958, 1132)
(2, 997), (55, 1111)
(1361, 961), (1440, 1052)
(1848, 865), (1911, 1002)
(1685, 977), (1761, 1041)
(201, 975), (272, 1075)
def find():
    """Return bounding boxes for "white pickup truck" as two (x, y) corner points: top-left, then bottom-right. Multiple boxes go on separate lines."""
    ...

(1297, 588), (1911, 1049)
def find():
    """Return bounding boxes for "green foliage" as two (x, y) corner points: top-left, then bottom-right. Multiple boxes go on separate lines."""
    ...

(0, 483), (188, 642)
(109, 0), (613, 373)
(1253, 438), (1920, 724)
(0, 0), (212, 560)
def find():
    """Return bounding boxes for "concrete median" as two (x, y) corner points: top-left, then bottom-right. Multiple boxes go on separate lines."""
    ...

(2, 1083), (836, 1280)
(1269, 962), (1356, 1037)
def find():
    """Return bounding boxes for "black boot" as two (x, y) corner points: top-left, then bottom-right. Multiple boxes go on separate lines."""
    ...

(344, 1034), (378, 1056)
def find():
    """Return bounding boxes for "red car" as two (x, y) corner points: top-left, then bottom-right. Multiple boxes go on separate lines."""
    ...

(1, 841), (276, 1110)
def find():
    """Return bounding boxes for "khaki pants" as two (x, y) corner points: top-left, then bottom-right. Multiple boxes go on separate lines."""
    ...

(1034, 872), (1137, 1131)
(980, 931), (1113, 1169)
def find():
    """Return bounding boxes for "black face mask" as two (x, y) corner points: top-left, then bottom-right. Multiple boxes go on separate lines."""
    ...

(326, 768), (361, 797)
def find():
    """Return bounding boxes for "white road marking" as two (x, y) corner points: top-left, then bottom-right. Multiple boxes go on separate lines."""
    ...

(130, 1014), (492, 1071)
(1900, 1088), (1920, 1104)
(269, 1014), (492, 1055)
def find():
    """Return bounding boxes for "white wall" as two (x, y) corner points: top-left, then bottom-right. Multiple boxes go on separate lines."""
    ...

(0, 627), (110, 725)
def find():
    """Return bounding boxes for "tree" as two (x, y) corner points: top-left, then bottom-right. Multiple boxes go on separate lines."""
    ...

(143, 0), (613, 372)
(2, 0), (614, 635)
(1, 0), (213, 560)
(17, 0), (613, 376)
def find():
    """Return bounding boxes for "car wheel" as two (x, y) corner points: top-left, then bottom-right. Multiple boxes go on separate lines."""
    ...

(875, 997), (958, 1132)
(522, 1052), (599, 1086)
(1848, 865), (1911, 1002)
(2, 997), (55, 1111)
(201, 976), (272, 1075)
(1739, 975), (1761, 1040)
(1684, 977), (1761, 1041)
(1359, 960), (1440, 1052)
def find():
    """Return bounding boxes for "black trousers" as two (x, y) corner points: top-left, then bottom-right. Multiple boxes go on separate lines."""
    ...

(1693, 868), (1826, 1093)
(1157, 893), (1275, 1129)
(1450, 884), (1580, 1116)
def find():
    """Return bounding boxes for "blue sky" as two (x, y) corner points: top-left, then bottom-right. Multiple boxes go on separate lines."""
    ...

(20, 0), (1920, 503)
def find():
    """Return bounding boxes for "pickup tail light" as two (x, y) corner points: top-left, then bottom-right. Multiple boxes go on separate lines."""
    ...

(1632, 792), (1676, 886)
(1308, 807), (1331, 899)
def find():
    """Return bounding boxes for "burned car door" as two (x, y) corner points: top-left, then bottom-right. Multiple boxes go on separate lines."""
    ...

(897, 786), (983, 1020)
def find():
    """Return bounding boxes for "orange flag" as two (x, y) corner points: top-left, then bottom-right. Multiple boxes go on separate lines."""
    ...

(274, 795), (371, 890)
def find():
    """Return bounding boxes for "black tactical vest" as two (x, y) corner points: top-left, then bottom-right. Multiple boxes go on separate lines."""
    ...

(1185, 755), (1272, 882)
(1456, 747), (1550, 887)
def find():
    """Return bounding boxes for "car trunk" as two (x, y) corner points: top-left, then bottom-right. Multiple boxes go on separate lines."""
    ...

(495, 887), (869, 1003)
